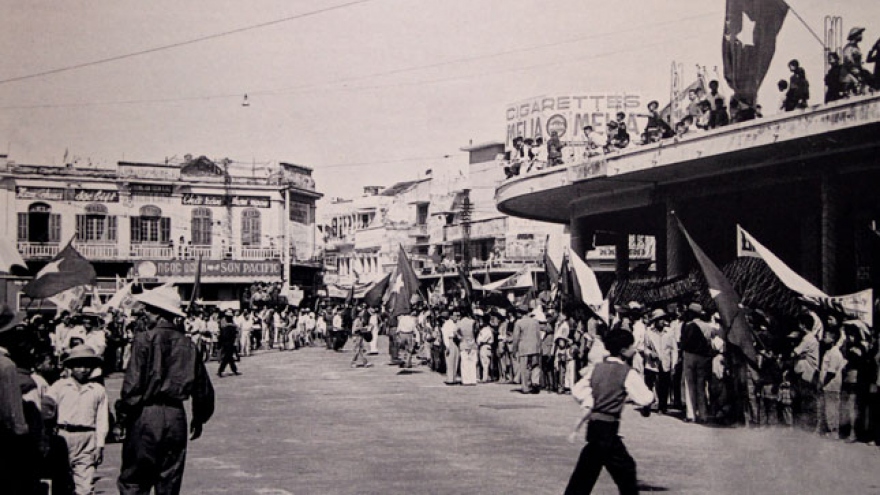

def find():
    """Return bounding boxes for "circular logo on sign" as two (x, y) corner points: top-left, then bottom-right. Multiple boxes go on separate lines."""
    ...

(546, 114), (568, 138)
(136, 260), (157, 278)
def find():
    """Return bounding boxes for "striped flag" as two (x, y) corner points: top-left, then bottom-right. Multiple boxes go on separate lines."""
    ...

(677, 217), (757, 364)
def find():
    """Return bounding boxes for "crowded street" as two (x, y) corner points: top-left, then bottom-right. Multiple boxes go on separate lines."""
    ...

(85, 339), (878, 495)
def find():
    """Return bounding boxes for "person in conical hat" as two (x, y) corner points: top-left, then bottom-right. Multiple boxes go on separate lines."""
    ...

(133, 284), (186, 319)
(117, 284), (214, 494)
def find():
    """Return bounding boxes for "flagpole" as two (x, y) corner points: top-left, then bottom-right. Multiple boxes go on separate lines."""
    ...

(783, 0), (826, 47)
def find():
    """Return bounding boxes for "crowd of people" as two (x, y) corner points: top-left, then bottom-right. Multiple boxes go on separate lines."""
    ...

(505, 26), (880, 181)
(2, 272), (879, 493)
(0, 284), (216, 494)
(337, 292), (880, 448)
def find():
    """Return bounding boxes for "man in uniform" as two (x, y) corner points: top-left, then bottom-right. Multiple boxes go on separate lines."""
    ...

(117, 285), (215, 495)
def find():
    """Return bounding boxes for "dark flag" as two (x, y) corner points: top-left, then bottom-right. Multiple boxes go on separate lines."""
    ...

(676, 217), (758, 365)
(544, 246), (559, 290)
(187, 255), (203, 316)
(23, 241), (96, 298)
(722, 0), (788, 108)
(363, 273), (391, 308)
(345, 283), (355, 306)
(386, 246), (421, 318)
(457, 266), (472, 304)
(558, 254), (571, 301)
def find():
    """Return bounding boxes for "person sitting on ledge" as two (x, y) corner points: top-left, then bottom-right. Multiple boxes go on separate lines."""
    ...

(638, 100), (674, 144)
(504, 136), (525, 178)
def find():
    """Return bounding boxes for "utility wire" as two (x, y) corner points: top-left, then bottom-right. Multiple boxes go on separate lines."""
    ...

(258, 11), (717, 95)
(0, 0), (376, 86)
(0, 12), (715, 110)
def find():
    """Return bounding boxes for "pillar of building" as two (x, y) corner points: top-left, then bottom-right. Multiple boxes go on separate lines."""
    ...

(821, 172), (839, 295)
(569, 216), (590, 259)
(615, 233), (630, 280)
(664, 201), (686, 278)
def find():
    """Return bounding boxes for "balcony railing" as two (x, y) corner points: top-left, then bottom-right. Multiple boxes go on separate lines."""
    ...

(129, 244), (175, 259)
(237, 246), (282, 260)
(73, 243), (119, 260)
(18, 241), (309, 263)
(17, 242), (60, 259)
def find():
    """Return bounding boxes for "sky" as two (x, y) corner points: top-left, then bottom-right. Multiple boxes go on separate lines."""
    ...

(1, 0), (878, 204)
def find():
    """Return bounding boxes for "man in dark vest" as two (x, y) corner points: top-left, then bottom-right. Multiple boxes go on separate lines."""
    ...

(565, 329), (654, 495)
(117, 285), (215, 495)
(679, 303), (714, 424)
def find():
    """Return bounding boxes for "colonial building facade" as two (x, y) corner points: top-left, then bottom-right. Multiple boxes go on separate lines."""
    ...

(0, 155), (321, 308)
(318, 141), (651, 296)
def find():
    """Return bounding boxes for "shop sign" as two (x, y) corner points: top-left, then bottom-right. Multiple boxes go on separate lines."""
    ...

(181, 193), (225, 207)
(181, 193), (271, 208)
(72, 189), (119, 202)
(16, 187), (119, 202)
(230, 195), (271, 208)
(290, 200), (313, 223)
(16, 187), (65, 200)
(505, 93), (644, 150)
(138, 259), (282, 279)
(118, 164), (180, 181)
(129, 183), (174, 195)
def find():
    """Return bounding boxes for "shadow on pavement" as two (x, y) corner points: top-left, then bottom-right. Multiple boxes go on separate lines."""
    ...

(637, 481), (669, 492)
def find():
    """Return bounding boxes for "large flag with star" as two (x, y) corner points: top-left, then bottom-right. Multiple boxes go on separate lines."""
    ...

(722, 0), (788, 107)
(677, 218), (757, 365)
(385, 246), (421, 318)
(23, 241), (96, 299)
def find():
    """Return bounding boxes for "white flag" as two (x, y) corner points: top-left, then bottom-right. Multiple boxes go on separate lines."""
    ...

(49, 285), (87, 316)
(737, 225), (826, 297)
(105, 282), (136, 312)
(568, 249), (604, 309)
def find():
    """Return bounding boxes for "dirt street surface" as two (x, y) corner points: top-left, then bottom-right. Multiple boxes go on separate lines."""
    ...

(94, 339), (880, 494)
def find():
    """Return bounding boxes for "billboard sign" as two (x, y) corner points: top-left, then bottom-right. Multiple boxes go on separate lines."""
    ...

(505, 93), (644, 150)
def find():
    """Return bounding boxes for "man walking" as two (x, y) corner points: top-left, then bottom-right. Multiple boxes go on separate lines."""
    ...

(117, 285), (215, 495)
(217, 310), (241, 377)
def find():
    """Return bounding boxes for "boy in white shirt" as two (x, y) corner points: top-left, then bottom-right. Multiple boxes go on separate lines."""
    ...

(48, 347), (109, 495)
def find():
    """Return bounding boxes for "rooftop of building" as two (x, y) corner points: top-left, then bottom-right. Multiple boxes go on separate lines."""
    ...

(2, 155), (321, 196)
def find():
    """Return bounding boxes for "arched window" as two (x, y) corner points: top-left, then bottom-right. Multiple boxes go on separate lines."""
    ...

(191, 207), (213, 246)
(76, 203), (117, 242)
(85, 204), (108, 214)
(140, 205), (162, 217)
(18, 202), (61, 243)
(241, 208), (261, 246)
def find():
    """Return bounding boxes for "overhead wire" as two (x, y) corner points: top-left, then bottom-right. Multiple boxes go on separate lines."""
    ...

(0, 0), (377, 86)
(0, 11), (716, 110)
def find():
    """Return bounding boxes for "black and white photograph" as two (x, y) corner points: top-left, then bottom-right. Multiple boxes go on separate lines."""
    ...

(1, 0), (880, 493)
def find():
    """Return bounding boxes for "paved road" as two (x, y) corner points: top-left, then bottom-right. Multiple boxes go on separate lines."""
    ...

(94, 338), (880, 494)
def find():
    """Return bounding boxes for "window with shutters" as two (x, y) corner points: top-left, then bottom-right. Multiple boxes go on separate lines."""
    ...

(131, 205), (169, 244)
(17, 213), (27, 241)
(241, 208), (261, 246)
(191, 208), (212, 246)
(24, 203), (53, 243)
(48, 214), (61, 243)
(76, 213), (118, 242)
